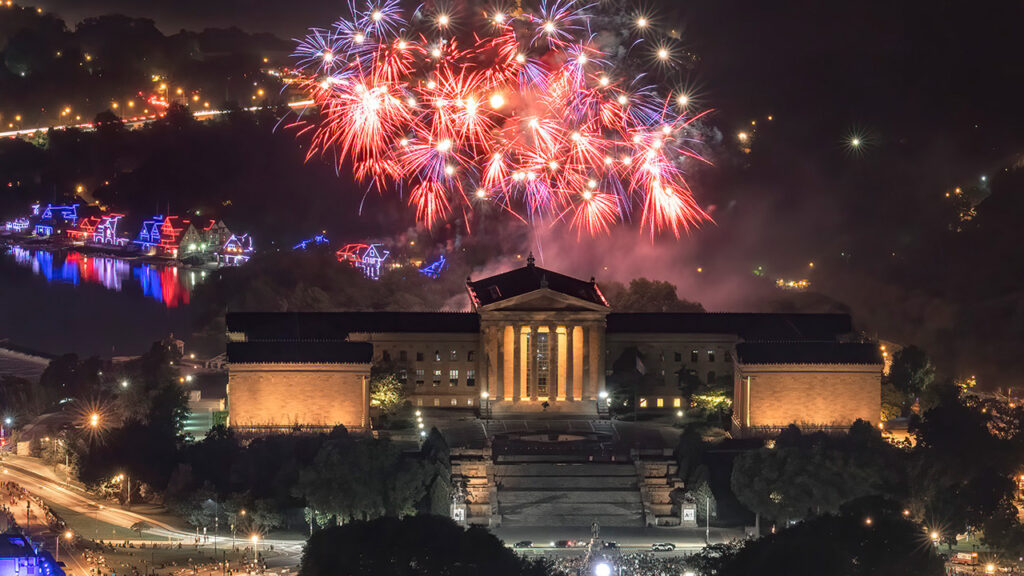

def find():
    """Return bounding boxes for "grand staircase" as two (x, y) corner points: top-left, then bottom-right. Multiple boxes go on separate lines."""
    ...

(494, 455), (645, 527)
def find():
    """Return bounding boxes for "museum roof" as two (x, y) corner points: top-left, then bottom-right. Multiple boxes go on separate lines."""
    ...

(226, 312), (480, 340)
(226, 341), (373, 364)
(735, 342), (883, 365)
(606, 312), (852, 339)
(466, 254), (608, 308)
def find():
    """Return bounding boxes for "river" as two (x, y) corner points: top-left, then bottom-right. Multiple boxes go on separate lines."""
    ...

(0, 246), (204, 357)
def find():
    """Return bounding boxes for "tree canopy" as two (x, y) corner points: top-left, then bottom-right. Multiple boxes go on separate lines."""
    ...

(299, 515), (548, 576)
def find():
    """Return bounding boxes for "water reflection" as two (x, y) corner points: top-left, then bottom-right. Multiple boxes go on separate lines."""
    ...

(7, 246), (204, 307)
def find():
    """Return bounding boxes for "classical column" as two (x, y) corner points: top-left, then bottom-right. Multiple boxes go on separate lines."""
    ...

(486, 326), (499, 401)
(503, 325), (515, 401)
(519, 326), (531, 401)
(588, 324), (601, 400)
(556, 326), (567, 401)
(572, 325), (584, 401)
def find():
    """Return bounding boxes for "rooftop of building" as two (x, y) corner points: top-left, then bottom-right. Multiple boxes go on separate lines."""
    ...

(466, 254), (607, 308)
(735, 341), (883, 365)
(227, 312), (480, 341)
(606, 312), (852, 339)
(0, 534), (36, 559)
(226, 341), (373, 364)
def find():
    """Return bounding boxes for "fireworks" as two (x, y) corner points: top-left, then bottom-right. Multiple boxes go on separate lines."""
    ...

(293, 0), (711, 237)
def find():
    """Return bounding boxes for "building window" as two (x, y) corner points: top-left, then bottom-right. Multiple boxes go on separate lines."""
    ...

(725, 350), (732, 362)
(656, 398), (664, 408)
(399, 369), (408, 384)
(417, 398), (423, 406)
(433, 398), (440, 407)
(415, 369), (424, 387)
(534, 331), (550, 395)
(639, 397), (648, 408)
(690, 350), (699, 363)
(449, 369), (459, 386)
(467, 350), (475, 361)
(416, 351), (424, 362)
(466, 369), (476, 387)
(381, 350), (391, 362)
(708, 350), (716, 362)
(467, 398), (474, 406)
(673, 398), (682, 408)
(674, 352), (682, 362)
(433, 369), (442, 386)
(450, 349), (458, 361)
(707, 371), (716, 384)
(400, 350), (408, 361)
(434, 350), (441, 362)
(451, 398), (458, 406)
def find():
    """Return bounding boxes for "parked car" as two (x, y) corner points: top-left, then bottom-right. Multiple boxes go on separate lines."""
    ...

(651, 542), (676, 552)
(555, 540), (571, 548)
(602, 541), (619, 549)
(513, 541), (533, 549)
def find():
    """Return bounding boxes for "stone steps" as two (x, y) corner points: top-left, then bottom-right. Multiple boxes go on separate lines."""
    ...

(495, 462), (637, 476)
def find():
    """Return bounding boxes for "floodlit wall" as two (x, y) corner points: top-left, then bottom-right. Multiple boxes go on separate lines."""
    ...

(228, 363), (369, 429)
(732, 363), (882, 437)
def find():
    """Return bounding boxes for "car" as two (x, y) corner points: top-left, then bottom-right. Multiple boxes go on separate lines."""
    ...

(513, 541), (533, 549)
(651, 542), (676, 552)
(555, 540), (571, 548)
(602, 541), (619, 549)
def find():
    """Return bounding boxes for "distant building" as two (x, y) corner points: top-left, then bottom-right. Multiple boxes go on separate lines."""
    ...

(33, 203), (79, 237)
(220, 234), (253, 265)
(0, 533), (64, 576)
(226, 258), (881, 433)
(91, 213), (129, 246)
(66, 216), (99, 242)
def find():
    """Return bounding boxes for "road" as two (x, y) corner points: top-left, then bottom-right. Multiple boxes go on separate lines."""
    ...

(0, 454), (305, 573)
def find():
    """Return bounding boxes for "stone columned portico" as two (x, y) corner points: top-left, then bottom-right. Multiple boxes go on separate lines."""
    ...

(468, 255), (608, 415)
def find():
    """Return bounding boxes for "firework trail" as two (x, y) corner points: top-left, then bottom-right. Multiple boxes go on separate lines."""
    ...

(292, 0), (712, 237)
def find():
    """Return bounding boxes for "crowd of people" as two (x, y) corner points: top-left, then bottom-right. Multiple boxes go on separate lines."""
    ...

(546, 551), (694, 576)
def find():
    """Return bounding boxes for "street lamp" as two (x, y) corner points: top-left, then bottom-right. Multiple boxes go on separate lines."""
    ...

(89, 413), (100, 428)
(250, 534), (259, 564)
(56, 530), (72, 562)
(593, 562), (611, 576)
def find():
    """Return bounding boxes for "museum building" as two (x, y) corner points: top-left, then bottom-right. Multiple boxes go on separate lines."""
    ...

(226, 256), (882, 437)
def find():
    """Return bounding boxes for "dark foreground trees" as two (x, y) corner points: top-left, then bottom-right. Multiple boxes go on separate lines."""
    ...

(299, 516), (549, 576)
(692, 506), (945, 576)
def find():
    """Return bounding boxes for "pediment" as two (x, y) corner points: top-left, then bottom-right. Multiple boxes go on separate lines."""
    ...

(479, 288), (609, 312)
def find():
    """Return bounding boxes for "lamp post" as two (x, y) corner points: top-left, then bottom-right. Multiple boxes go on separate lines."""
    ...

(481, 391), (489, 419)
(250, 534), (259, 565)
(56, 531), (72, 562)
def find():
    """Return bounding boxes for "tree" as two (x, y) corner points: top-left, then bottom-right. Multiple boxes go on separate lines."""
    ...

(370, 373), (406, 416)
(731, 422), (903, 524)
(907, 383), (1021, 548)
(887, 345), (935, 398)
(602, 278), (705, 313)
(703, 511), (944, 576)
(299, 516), (549, 576)
(294, 435), (427, 526)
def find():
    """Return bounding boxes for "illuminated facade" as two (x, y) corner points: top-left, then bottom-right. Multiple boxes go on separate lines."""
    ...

(227, 258), (881, 429)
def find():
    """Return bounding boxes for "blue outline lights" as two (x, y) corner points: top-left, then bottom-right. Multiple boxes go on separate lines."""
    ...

(418, 255), (448, 279)
(293, 233), (330, 250)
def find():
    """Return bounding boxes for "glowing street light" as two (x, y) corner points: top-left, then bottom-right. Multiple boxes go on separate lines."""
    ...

(89, 413), (100, 428)
(250, 534), (259, 564)
(594, 562), (611, 576)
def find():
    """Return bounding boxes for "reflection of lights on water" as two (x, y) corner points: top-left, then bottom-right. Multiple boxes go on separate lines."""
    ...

(4, 247), (201, 307)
